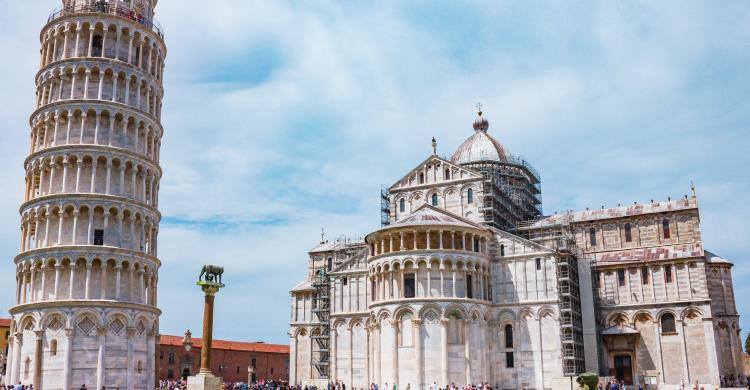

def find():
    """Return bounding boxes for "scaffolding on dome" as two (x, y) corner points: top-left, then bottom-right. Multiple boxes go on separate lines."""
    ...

(463, 155), (542, 230)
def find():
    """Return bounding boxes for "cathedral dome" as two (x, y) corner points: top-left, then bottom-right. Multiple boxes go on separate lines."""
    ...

(451, 111), (508, 164)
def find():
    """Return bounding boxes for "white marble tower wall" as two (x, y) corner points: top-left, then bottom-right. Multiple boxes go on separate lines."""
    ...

(6, 2), (166, 389)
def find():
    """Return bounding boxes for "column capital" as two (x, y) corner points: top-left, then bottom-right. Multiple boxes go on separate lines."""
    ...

(412, 319), (423, 327)
(34, 329), (44, 339)
(65, 328), (75, 337)
(126, 327), (136, 338)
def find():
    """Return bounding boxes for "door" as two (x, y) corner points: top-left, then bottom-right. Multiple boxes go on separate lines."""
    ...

(614, 355), (633, 385)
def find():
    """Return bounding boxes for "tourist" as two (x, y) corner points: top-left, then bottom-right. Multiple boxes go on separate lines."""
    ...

(597, 383), (603, 390)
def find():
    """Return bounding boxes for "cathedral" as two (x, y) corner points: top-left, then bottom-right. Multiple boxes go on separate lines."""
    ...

(289, 110), (745, 390)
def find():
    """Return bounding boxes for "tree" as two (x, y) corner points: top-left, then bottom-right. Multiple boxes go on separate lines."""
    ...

(745, 333), (750, 355)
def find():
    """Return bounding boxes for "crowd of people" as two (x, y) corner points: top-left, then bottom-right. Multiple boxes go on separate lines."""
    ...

(157, 379), (290, 390)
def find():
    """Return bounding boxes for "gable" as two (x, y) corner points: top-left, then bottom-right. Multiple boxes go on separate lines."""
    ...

(389, 155), (483, 192)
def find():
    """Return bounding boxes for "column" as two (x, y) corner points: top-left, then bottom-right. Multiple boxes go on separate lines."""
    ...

(464, 320), (471, 386)
(391, 320), (399, 386)
(400, 231), (405, 251)
(452, 266), (457, 297)
(127, 328), (135, 390)
(84, 263), (92, 299)
(413, 319), (423, 390)
(61, 159), (69, 192)
(96, 326), (107, 390)
(147, 331), (156, 390)
(440, 319), (448, 387)
(105, 162), (112, 194)
(439, 230), (443, 249)
(74, 161), (82, 192)
(69, 262), (77, 298)
(90, 160), (98, 193)
(100, 264), (107, 299)
(374, 324), (381, 387)
(63, 328), (74, 390)
(12, 332), (22, 385)
(34, 330), (43, 390)
(94, 114), (101, 144)
(115, 265), (122, 299)
(289, 334), (297, 386)
(71, 210), (79, 245)
(331, 325), (338, 381)
(349, 326), (354, 387)
(54, 264), (61, 298)
(654, 320), (665, 383)
(426, 229), (431, 249)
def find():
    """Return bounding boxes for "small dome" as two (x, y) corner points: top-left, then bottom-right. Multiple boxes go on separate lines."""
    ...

(473, 111), (489, 132)
(451, 111), (508, 164)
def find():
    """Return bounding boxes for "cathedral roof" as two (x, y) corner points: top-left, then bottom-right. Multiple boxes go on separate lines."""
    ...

(451, 111), (509, 164)
(379, 205), (485, 235)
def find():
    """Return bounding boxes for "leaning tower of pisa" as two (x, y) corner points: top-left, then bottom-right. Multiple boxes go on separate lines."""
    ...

(6, 1), (166, 389)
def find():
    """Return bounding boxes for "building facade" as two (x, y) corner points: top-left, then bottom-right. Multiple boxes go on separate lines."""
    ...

(157, 332), (290, 384)
(5, 1), (166, 389)
(289, 111), (745, 390)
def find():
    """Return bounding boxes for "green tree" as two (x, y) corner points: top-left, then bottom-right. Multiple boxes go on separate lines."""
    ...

(745, 333), (750, 355)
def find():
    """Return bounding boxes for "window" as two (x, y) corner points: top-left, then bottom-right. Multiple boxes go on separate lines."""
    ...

(399, 198), (405, 213)
(641, 267), (649, 285)
(466, 275), (473, 299)
(92, 35), (103, 57)
(271, 368), (274, 375)
(404, 273), (416, 298)
(617, 270), (626, 287)
(327, 257), (332, 271)
(419, 173), (425, 184)
(219, 365), (223, 373)
(237, 366), (240, 374)
(661, 313), (676, 334)
(251, 358), (257, 369)
(444, 168), (450, 180)
(432, 193), (439, 206)
(500, 244), (505, 257)
(664, 265), (673, 283)
(624, 223), (632, 243)
(473, 237), (480, 252)
(662, 219), (671, 239)
(506, 352), (514, 368)
(504, 324), (513, 348)
(342, 277), (347, 286)
(589, 227), (597, 246)
(168, 352), (175, 364)
(137, 361), (143, 374)
(467, 189), (473, 204)
(160, 351), (164, 360)
(596, 271), (602, 288)
(50, 339), (57, 356)
(167, 369), (174, 379)
(535, 258), (541, 270)
(94, 229), (104, 245)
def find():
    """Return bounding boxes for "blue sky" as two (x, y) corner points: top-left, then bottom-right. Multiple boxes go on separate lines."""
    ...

(0, 1), (749, 346)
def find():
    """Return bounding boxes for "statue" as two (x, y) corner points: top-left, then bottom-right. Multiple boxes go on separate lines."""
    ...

(576, 373), (600, 390)
(199, 265), (224, 284)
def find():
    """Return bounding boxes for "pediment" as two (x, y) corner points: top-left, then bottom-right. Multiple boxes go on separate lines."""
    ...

(389, 155), (482, 192)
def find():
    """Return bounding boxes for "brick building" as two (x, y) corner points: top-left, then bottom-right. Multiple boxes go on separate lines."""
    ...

(0, 318), (9, 381)
(158, 331), (289, 383)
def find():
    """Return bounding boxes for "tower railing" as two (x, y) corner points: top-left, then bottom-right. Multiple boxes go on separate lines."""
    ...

(48, 4), (164, 38)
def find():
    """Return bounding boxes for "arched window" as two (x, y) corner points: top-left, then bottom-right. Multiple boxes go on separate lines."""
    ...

(500, 244), (505, 257)
(92, 35), (104, 57)
(137, 360), (143, 374)
(662, 219), (671, 239)
(661, 313), (676, 334)
(431, 193), (438, 206)
(399, 198), (405, 213)
(624, 223), (632, 243)
(50, 339), (58, 356)
(504, 324), (513, 348)
(419, 173), (425, 184)
(467, 189), (473, 204)
(589, 227), (597, 246)
(327, 257), (333, 271)
(444, 168), (450, 180)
